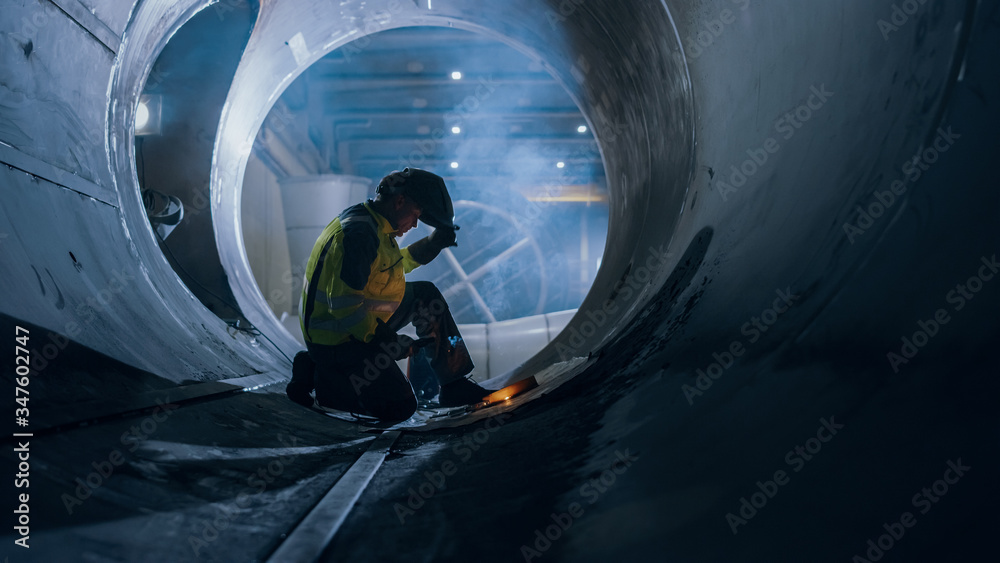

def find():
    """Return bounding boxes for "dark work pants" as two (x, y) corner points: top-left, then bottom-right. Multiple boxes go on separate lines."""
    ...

(308, 281), (474, 421)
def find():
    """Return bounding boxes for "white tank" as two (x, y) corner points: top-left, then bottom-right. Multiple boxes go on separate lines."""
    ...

(279, 174), (372, 313)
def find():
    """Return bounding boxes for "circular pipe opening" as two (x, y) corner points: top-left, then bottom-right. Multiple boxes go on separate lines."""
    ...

(210, 1), (694, 381)
(240, 25), (611, 377)
(130, 3), (259, 322)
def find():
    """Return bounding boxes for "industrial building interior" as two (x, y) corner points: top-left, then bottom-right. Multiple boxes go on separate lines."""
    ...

(1, 0), (998, 561)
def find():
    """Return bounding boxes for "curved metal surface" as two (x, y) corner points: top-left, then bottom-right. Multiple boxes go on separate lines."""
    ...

(209, 0), (694, 366)
(0, 0), (997, 560)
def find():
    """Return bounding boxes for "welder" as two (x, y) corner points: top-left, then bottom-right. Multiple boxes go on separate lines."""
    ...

(286, 167), (489, 421)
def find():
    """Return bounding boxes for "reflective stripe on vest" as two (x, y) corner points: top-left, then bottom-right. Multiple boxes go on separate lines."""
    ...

(302, 202), (422, 345)
(323, 293), (365, 310)
(301, 233), (338, 342)
(318, 294), (399, 315)
(301, 213), (379, 341)
(303, 209), (404, 341)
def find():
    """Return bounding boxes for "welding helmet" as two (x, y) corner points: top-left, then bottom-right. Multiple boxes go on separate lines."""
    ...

(376, 167), (456, 231)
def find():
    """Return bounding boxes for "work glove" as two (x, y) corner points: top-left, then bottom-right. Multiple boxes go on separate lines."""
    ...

(374, 320), (433, 360)
(428, 227), (458, 249)
(407, 227), (458, 265)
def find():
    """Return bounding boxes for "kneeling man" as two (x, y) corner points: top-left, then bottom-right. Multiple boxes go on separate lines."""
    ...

(286, 168), (489, 421)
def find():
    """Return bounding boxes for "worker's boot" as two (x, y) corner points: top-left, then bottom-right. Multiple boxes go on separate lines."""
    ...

(438, 376), (489, 407)
(286, 351), (316, 408)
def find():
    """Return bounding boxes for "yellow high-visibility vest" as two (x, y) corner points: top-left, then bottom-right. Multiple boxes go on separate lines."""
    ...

(300, 201), (421, 346)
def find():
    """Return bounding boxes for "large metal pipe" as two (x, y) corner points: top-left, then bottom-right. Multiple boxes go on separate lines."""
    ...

(23, 0), (962, 387)
(213, 0), (696, 376)
(1, 0), (996, 560)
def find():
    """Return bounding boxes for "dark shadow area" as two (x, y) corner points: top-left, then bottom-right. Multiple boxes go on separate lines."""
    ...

(0, 311), (179, 420)
(136, 2), (258, 321)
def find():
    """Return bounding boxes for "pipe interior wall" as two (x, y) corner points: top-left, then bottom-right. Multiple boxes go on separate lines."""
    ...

(0, 0), (997, 560)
